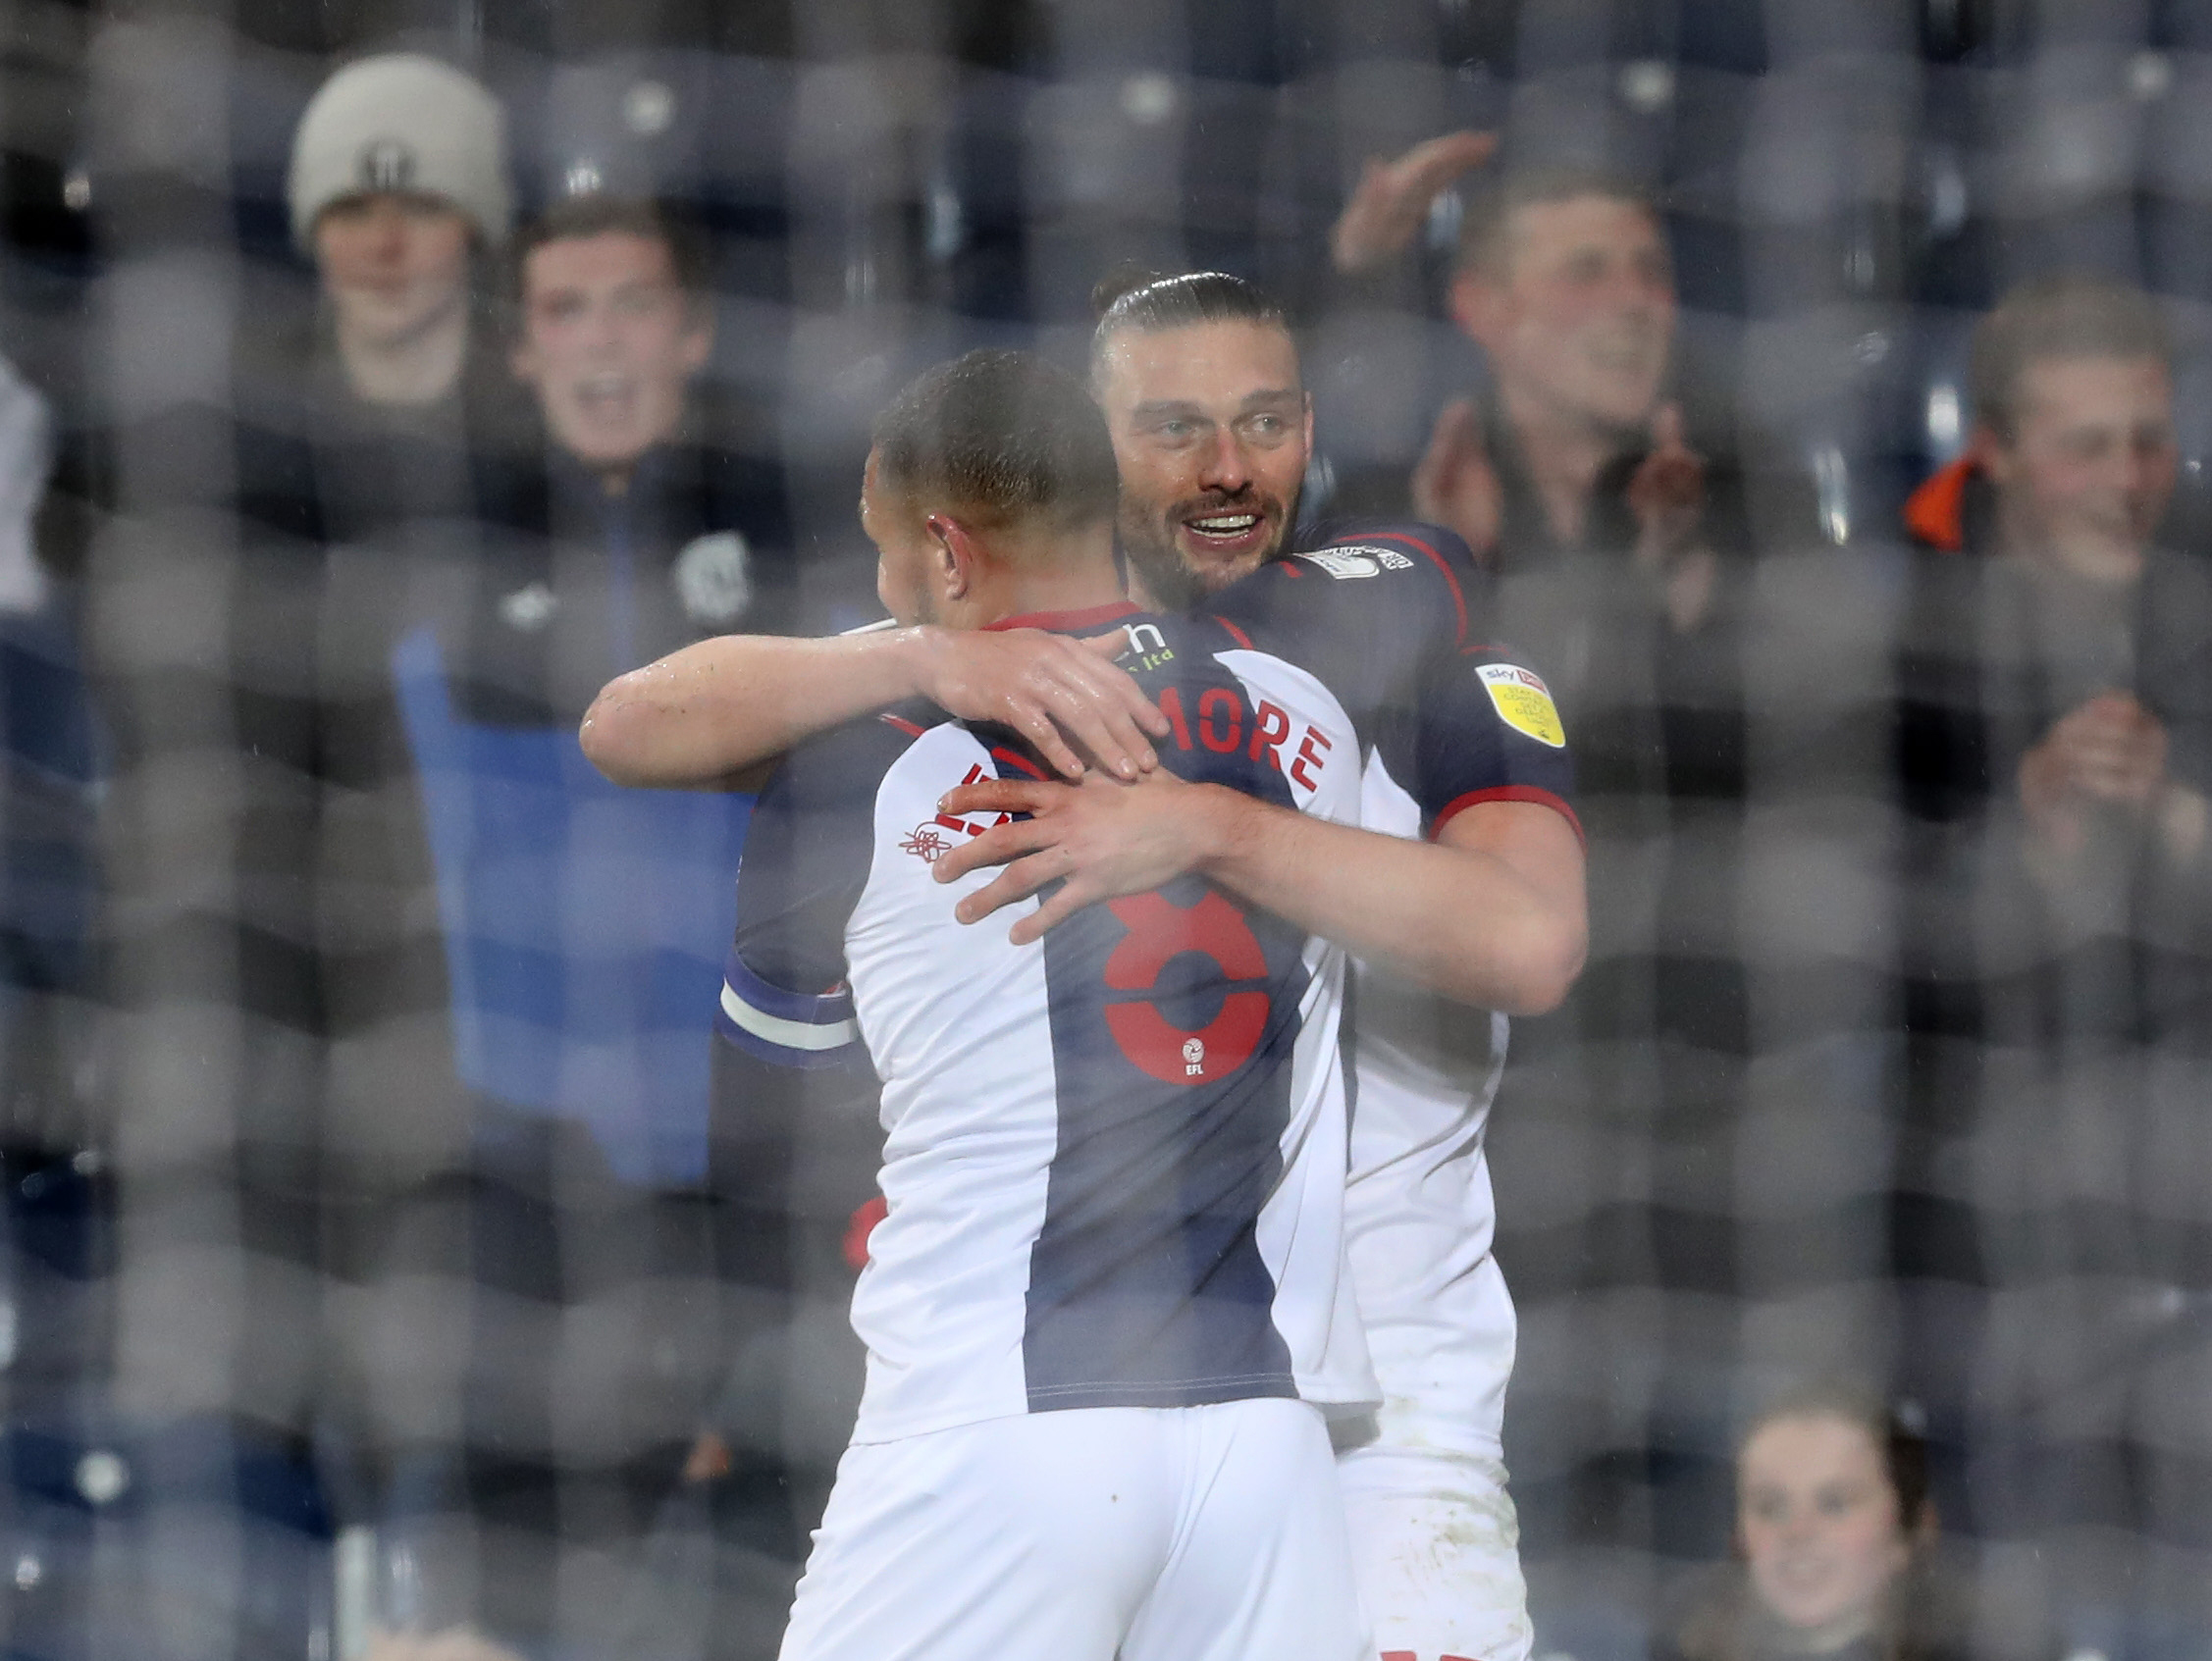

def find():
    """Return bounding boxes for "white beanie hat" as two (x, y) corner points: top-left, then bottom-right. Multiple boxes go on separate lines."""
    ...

(288, 53), (511, 250)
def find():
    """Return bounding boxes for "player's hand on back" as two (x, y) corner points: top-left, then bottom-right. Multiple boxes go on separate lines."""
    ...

(931, 768), (1227, 946)
(914, 627), (1170, 781)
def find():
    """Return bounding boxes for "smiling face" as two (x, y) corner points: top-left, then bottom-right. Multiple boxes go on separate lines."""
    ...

(1092, 318), (1311, 610)
(1738, 1413), (1913, 1646)
(1983, 353), (2177, 583)
(511, 230), (712, 485)
(314, 191), (473, 351)
(1452, 192), (1674, 438)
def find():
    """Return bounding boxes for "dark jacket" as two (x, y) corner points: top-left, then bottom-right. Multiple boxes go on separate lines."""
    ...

(1656, 1553), (2058, 1661)
(387, 419), (799, 1191)
(79, 319), (533, 1446)
(1893, 456), (2212, 1045)
(1326, 382), (1753, 811)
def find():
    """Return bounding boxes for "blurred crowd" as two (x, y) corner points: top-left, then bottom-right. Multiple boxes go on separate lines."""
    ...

(1, 0), (2211, 1657)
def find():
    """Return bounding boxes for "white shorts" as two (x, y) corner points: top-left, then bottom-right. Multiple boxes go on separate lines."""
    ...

(779, 1398), (1368, 1661)
(1336, 1441), (1532, 1661)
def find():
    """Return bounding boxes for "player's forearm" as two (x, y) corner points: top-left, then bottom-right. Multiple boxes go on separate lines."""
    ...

(1187, 789), (1586, 1015)
(581, 626), (931, 788)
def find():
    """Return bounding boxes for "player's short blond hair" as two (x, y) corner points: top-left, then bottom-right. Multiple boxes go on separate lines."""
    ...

(872, 349), (1121, 535)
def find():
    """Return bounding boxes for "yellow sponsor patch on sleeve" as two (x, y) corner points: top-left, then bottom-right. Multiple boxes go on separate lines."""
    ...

(1476, 663), (1566, 748)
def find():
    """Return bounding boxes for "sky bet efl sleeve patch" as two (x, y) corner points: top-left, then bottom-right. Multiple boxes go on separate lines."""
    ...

(1476, 663), (1566, 748)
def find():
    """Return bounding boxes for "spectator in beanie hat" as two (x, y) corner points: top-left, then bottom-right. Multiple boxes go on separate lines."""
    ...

(288, 51), (511, 410)
(88, 44), (534, 1641)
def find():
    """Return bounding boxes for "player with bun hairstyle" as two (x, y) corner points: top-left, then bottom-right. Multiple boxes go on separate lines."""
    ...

(678, 346), (1575, 1661)
(965, 264), (1554, 1661)
(1084, 266), (1304, 613)
(585, 280), (1586, 1661)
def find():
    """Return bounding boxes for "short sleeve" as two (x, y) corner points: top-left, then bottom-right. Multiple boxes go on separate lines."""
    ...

(1404, 647), (1580, 842)
(716, 709), (927, 1068)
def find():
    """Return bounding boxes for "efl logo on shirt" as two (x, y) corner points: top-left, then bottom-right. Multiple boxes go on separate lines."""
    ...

(1293, 545), (1415, 580)
(1476, 663), (1566, 748)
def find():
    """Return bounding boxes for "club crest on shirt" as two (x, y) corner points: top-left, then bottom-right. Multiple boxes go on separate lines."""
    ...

(902, 763), (1012, 862)
(1293, 545), (1415, 580)
(1476, 663), (1565, 748)
(899, 824), (953, 863)
(675, 531), (753, 627)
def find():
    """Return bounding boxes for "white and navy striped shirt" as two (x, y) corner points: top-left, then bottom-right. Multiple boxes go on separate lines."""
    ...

(719, 600), (1374, 1442)
(719, 527), (1578, 1448)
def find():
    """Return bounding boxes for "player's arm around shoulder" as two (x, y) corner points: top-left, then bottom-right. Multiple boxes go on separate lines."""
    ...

(715, 713), (931, 1069)
(928, 767), (1585, 1017)
(580, 623), (1166, 792)
(1426, 795), (1586, 1014)
(925, 524), (1584, 1014)
(1163, 775), (1583, 1015)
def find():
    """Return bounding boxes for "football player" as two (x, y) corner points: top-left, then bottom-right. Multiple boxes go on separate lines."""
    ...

(587, 286), (1584, 1661)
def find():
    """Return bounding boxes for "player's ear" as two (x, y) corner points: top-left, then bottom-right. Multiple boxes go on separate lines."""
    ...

(925, 513), (977, 600)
